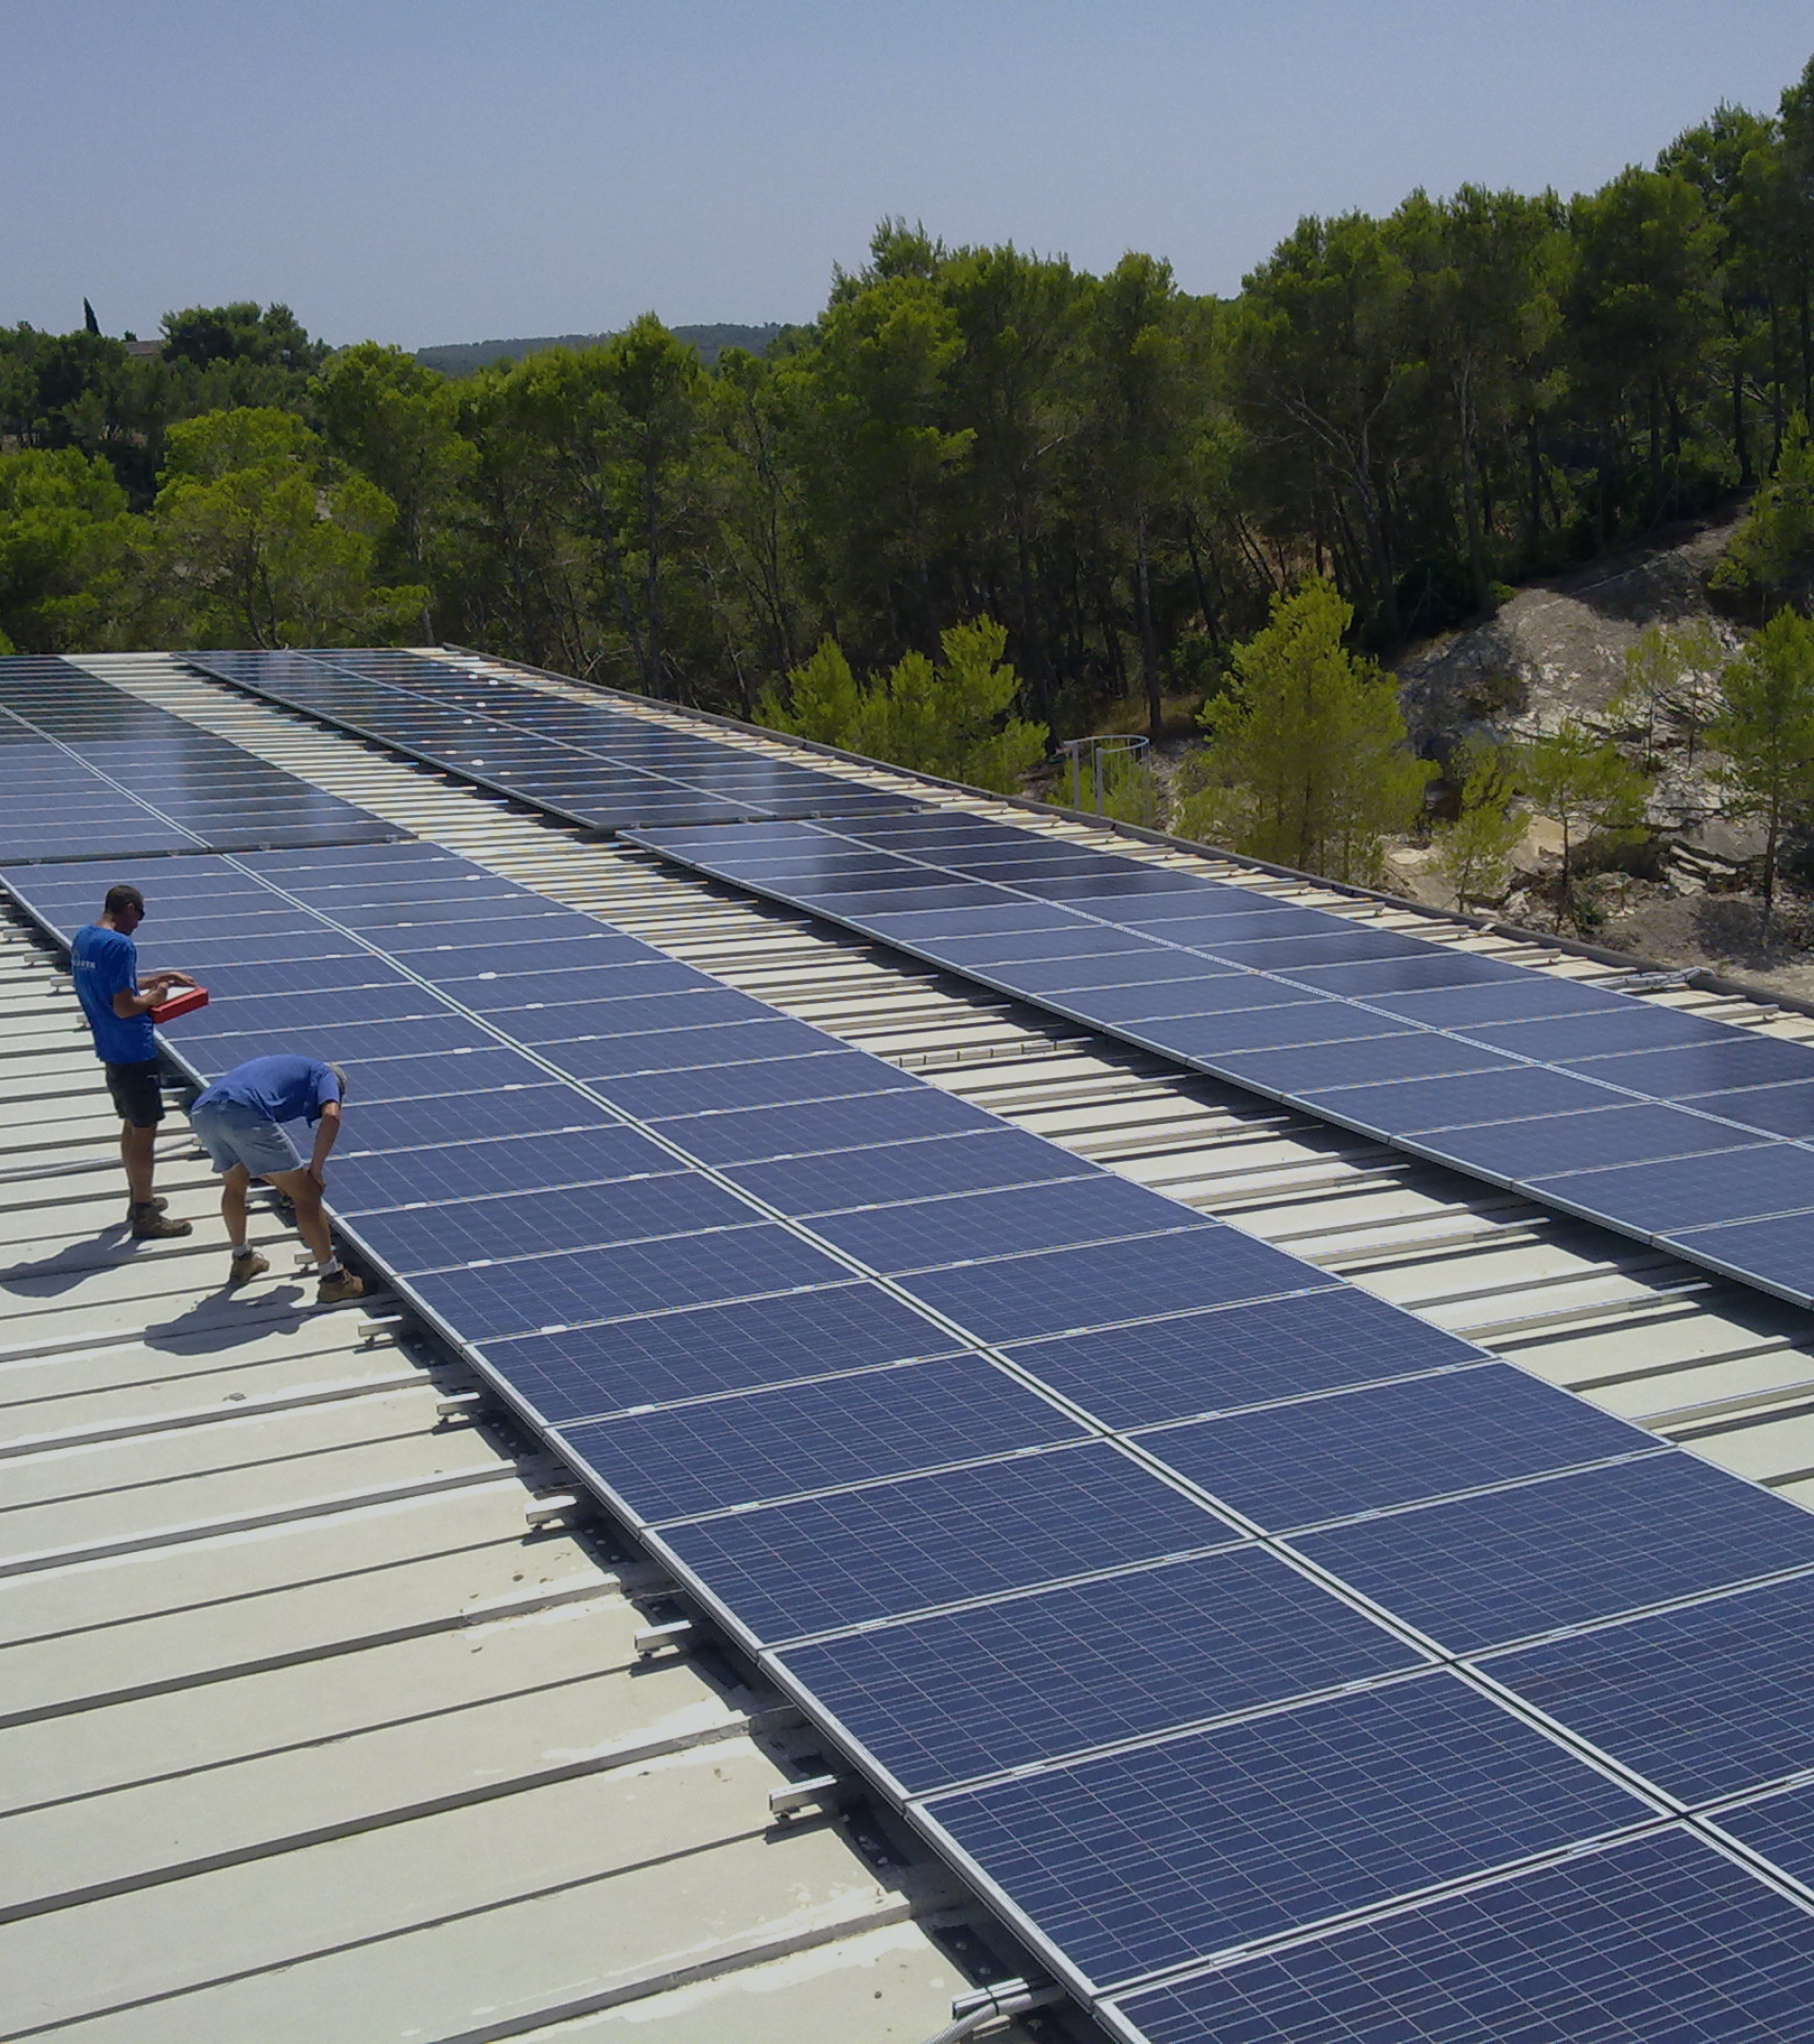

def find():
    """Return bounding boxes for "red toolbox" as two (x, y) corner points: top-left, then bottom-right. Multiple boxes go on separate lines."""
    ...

(149, 985), (210, 1024)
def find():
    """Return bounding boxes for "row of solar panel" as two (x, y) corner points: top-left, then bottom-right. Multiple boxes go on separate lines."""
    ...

(14, 835), (1814, 2031)
(627, 812), (1814, 1311)
(184, 647), (924, 827)
(0, 656), (402, 860)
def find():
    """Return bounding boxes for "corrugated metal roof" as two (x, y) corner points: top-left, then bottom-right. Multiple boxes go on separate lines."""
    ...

(0, 786), (1050, 2039)
(23, 645), (1814, 2041)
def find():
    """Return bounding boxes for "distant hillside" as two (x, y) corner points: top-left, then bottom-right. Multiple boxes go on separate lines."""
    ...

(416, 323), (784, 377)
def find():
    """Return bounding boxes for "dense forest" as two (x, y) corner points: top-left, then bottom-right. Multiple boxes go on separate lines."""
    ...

(3, 54), (1814, 840)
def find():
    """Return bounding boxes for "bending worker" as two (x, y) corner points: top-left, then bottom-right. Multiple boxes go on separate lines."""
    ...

(71, 882), (197, 1239)
(187, 1054), (368, 1304)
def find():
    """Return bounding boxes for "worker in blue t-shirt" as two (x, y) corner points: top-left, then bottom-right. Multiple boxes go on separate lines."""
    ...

(188, 1054), (367, 1305)
(70, 882), (197, 1239)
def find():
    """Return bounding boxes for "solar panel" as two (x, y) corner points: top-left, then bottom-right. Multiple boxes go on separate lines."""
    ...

(402, 1224), (852, 1341)
(329, 1124), (676, 1211)
(919, 1675), (1646, 1992)
(1000, 1287), (1471, 1429)
(655, 1440), (1241, 1647)
(1295, 1454), (1814, 1653)
(476, 1283), (966, 1423)
(625, 816), (1814, 1316)
(1713, 1782), (1814, 1896)
(1411, 1102), (1760, 1182)
(1137, 1366), (1652, 1532)
(1111, 1829), (1814, 2044)
(1490, 1573), (1814, 1804)
(898, 1224), (1313, 1347)
(805, 1173), (1206, 1273)
(0, 655), (402, 858)
(721, 1129), (1097, 1214)
(773, 1545), (1425, 1797)
(555, 1353), (1087, 1523)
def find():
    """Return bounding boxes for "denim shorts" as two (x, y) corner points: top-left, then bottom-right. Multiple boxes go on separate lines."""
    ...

(190, 1098), (304, 1179)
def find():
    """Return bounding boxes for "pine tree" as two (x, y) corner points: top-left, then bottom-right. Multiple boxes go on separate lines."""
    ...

(1433, 742), (1527, 909)
(1176, 577), (1432, 884)
(1516, 722), (1649, 931)
(1708, 607), (1814, 945)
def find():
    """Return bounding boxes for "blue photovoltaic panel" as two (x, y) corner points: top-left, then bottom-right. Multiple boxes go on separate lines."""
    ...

(1694, 1081), (1814, 1138)
(985, 953), (1231, 995)
(1492, 1574), (1814, 1804)
(1199, 930), (1432, 969)
(342, 1082), (618, 1151)
(1659, 1212), (1814, 1306)
(585, 1050), (918, 1122)
(329, 1125), (676, 1212)
(1412, 1103), (1759, 1182)
(922, 1676), (1645, 1992)
(1138, 1366), (1651, 1531)
(1370, 977), (1634, 1027)
(663, 1087), (1003, 1166)
(556, 1353), (1086, 1523)
(806, 1174), (1199, 1273)
(1716, 1784), (1814, 1895)
(1303, 1065), (1628, 1135)
(1126, 1005), (1390, 1061)
(1463, 1004), (1738, 1061)
(1113, 1829), (1814, 2044)
(404, 1224), (852, 1340)
(721, 1129), (1096, 1214)
(533, 1017), (836, 1079)
(1001, 1287), (1467, 1430)
(1296, 1454), (1814, 1653)
(1581, 1034), (1814, 1097)
(773, 1546), (1424, 1795)
(1211, 1033), (1515, 1094)
(899, 1224), (1310, 1347)
(654, 1440), (1240, 1645)
(349, 1173), (757, 1273)
(477, 1283), (965, 1423)
(1041, 975), (1311, 1025)
(1527, 1143), (1814, 1236)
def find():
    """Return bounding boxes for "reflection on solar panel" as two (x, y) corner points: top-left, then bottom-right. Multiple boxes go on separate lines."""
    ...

(628, 812), (1814, 1312)
(1111, 1830), (1814, 2044)
(14, 767), (1814, 2034)
(183, 646), (927, 827)
(0, 654), (402, 860)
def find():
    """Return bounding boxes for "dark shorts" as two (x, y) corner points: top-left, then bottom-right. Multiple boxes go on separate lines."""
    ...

(104, 1059), (164, 1128)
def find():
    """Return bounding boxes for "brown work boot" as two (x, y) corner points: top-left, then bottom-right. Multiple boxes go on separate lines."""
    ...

(129, 1203), (192, 1239)
(316, 1269), (367, 1305)
(228, 1250), (269, 1286)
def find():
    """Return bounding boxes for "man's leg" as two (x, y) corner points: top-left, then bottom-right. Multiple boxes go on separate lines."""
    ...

(121, 1120), (156, 1206)
(220, 1164), (268, 1284)
(265, 1167), (365, 1303)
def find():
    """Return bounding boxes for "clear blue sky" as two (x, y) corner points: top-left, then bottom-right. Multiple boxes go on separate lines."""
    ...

(7, 1), (1811, 350)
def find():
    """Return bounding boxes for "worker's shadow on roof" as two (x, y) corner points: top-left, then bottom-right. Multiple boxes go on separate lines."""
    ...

(140, 1280), (310, 1354)
(0, 1221), (148, 1298)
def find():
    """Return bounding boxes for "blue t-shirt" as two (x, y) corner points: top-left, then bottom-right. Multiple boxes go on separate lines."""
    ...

(71, 925), (155, 1065)
(194, 1055), (342, 1128)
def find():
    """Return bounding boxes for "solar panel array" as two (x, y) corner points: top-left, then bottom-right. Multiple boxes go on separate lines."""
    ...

(0, 654), (402, 861)
(184, 646), (924, 827)
(14, 829), (1814, 2038)
(626, 811), (1814, 1312)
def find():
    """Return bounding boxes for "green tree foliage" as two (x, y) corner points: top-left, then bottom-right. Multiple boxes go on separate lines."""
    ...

(1708, 607), (1814, 943)
(758, 615), (1046, 792)
(1515, 721), (1650, 930)
(160, 302), (327, 376)
(1176, 578), (1433, 883)
(1715, 413), (1814, 609)
(1612, 619), (1725, 757)
(143, 408), (424, 648)
(1432, 741), (1527, 908)
(0, 448), (135, 652)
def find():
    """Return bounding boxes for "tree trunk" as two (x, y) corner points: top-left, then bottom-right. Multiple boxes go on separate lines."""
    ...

(1134, 503), (1162, 739)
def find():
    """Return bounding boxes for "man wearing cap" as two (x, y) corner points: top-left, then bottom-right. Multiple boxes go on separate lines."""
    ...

(187, 1054), (367, 1304)
(70, 882), (197, 1239)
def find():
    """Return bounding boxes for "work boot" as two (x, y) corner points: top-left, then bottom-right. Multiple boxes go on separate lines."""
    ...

(316, 1269), (367, 1305)
(129, 1203), (192, 1239)
(228, 1249), (269, 1286)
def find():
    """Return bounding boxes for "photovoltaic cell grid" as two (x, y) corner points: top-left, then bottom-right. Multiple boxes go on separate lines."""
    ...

(183, 645), (927, 827)
(14, 807), (1814, 2032)
(0, 654), (403, 860)
(625, 809), (1814, 1312)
